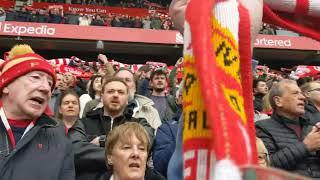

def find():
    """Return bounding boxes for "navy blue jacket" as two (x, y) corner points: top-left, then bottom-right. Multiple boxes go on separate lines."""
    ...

(153, 120), (178, 177)
(0, 114), (75, 180)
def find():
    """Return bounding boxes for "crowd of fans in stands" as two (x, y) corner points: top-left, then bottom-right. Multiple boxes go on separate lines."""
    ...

(0, 6), (173, 30)
(34, 0), (170, 9)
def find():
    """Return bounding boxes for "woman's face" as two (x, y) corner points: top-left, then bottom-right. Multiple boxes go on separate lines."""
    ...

(108, 135), (148, 180)
(59, 94), (80, 119)
(93, 77), (102, 93)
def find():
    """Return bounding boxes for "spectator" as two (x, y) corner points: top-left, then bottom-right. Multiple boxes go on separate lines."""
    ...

(37, 8), (49, 23)
(49, 73), (67, 118)
(0, 44), (75, 179)
(122, 15), (133, 28)
(80, 77), (154, 148)
(15, 8), (32, 22)
(65, 10), (80, 25)
(79, 14), (92, 26)
(0, 8), (6, 22)
(301, 81), (320, 123)
(58, 89), (80, 133)
(104, 122), (165, 180)
(150, 14), (162, 29)
(260, 23), (276, 35)
(256, 79), (320, 178)
(91, 14), (105, 26)
(253, 79), (268, 112)
(147, 69), (178, 122)
(30, 10), (39, 22)
(132, 16), (143, 28)
(153, 109), (181, 177)
(113, 68), (162, 130)
(111, 15), (123, 27)
(5, 7), (16, 21)
(49, 8), (63, 23)
(142, 16), (152, 29)
(256, 137), (269, 167)
(79, 75), (102, 118)
(82, 54), (115, 117)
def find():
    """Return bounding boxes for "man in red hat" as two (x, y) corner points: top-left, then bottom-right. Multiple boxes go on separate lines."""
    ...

(0, 44), (75, 180)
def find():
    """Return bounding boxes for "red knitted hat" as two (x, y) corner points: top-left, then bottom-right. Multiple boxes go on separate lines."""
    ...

(263, 0), (320, 41)
(0, 45), (56, 92)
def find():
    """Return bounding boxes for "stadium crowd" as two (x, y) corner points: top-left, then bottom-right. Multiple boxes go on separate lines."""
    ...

(1, 0), (320, 179)
(0, 6), (173, 30)
(33, 0), (170, 9)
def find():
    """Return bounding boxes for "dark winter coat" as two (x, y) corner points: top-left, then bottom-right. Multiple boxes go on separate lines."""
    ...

(256, 113), (320, 178)
(253, 93), (264, 112)
(153, 120), (178, 177)
(305, 102), (320, 125)
(68, 120), (106, 180)
(80, 108), (154, 145)
(0, 114), (75, 180)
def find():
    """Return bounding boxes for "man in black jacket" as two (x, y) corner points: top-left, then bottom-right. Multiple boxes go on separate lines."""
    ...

(256, 79), (320, 178)
(69, 77), (154, 180)
(0, 44), (75, 180)
(81, 77), (154, 147)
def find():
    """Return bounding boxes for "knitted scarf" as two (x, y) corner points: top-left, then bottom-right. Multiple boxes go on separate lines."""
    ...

(182, 0), (320, 179)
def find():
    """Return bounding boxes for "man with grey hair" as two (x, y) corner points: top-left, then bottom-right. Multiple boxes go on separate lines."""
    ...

(256, 79), (320, 178)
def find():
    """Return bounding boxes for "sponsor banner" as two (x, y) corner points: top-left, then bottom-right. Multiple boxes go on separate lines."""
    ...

(30, 2), (168, 17)
(254, 34), (320, 50)
(0, 21), (181, 44)
(0, 21), (318, 49)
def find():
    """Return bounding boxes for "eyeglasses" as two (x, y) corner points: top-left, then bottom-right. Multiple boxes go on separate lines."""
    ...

(309, 88), (320, 92)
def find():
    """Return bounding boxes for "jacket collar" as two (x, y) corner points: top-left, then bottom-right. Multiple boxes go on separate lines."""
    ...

(272, 112), (308, 126)
(87, 108), (133, 120)
(35, 114), (58, 127)
(305, 101), (319, 113)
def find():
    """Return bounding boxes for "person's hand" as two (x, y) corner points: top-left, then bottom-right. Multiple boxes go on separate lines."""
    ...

(90, 136), (100, 146)
(303, 123), (320, 152)
(97, 54), (108, 64)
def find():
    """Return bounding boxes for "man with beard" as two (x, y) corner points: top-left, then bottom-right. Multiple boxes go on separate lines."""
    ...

(83, 68), (162, 130)
(149, 69), (178, 122)
(80, 77), (154, 148)
(114, 69), (162, 130)
(0, 44), (75, 180)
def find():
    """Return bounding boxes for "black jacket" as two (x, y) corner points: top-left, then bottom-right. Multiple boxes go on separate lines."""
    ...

(0, 114), (75, 180)
(254, 93), (264, 112)
(68, 120), (106, 180)
(256, 113), (320, 178)
(305, 102), (320, 125)
(80, 108), (154, 146)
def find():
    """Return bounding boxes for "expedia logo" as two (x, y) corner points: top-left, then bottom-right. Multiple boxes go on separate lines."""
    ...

(0, 22), (56, 36)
